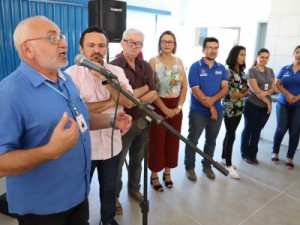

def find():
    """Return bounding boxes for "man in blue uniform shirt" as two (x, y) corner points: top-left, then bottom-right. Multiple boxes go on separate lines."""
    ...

(0, 16), (131, 225)
(184, 37), (228, 181)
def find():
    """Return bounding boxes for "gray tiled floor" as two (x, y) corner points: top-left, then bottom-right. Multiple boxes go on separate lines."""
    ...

(1, 106), (300, 225)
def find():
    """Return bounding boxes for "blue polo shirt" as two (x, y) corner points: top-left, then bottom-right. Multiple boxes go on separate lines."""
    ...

(277, 64), (300, 106)
(0, 61), (91, 215)
(188, 58), (228, 116)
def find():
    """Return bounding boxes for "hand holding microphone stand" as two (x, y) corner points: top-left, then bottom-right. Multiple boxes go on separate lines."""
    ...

(74, 54), (229, 225)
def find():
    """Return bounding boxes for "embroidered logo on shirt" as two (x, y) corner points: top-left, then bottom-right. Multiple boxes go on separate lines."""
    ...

(199, 69), (207, 76)
(215, 70), (222, 75)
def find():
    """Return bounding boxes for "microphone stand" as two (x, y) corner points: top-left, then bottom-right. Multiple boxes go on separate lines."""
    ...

(104, 75), (229, 225)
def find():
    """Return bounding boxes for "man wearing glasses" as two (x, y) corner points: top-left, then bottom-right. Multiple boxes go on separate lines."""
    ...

(184, 37), (228, 181)
(110, 28), (157, 214)
(0, 16), (132, 225)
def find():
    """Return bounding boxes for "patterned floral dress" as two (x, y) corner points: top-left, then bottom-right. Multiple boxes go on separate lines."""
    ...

(154, 57), (182, 98)
(222, 68), (248, 118)
(221, 67), (248, 165)
(148, 57), (184, 172)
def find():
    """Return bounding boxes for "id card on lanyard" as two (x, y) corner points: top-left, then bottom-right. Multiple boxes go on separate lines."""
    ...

(264, 83), (269, 91)
(44, 81), (88, 134)
(76, 113), (88, 134)
(255, 66), (269, 91)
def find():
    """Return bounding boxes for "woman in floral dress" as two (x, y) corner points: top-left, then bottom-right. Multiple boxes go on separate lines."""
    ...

(221, 45), (248, 179)
(148, 31), (187, 191)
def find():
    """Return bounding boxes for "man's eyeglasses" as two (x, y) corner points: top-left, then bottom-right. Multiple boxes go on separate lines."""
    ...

(161, 40), (175, 45)
(205, 47), (219, 51)
(24, 34), (66, 45)
(123, 39), (143, 48)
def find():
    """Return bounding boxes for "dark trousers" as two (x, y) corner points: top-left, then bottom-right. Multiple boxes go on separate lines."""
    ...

(222, 115), (242, 166)
(148, 97), (183, 172)
(17, 198), (89, 225)
(116, 123), (150, 197)
(241, 100), (270, 159)
(90, 153), (121, 224)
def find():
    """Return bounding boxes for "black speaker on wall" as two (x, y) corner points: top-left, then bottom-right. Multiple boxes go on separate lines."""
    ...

(88, 0), (127, 43)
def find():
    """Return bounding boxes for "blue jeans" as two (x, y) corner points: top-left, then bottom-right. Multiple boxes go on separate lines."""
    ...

(184, 109), (223, 169)
(90, 153), (120, 224)
(273, 102), (300, 159)
(116, 121), (150, 197)
(241, 99), (270, 159)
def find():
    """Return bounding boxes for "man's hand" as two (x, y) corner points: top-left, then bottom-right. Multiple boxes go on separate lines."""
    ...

(204, 96), (215, 107)
(115, 111), (132, 135)
(209, 106), (218, 120)
(46, 112), (79, 159)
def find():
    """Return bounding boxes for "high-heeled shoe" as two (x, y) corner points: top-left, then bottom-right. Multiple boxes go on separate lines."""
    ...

(163, 173), (173, 188)
(150, 177), (164, 192)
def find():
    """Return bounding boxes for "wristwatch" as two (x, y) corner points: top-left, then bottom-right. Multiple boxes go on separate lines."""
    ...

(109, 115), (115, 128)
(109, 115), (118, 129)
(177, 104), (183, 110)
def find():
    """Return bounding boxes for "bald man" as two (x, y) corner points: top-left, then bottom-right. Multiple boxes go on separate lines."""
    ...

(0, 16), (131, 225)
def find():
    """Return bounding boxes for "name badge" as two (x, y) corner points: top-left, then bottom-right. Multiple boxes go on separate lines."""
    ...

(264, 83), (269, 91)
(76, 113), (88, 134)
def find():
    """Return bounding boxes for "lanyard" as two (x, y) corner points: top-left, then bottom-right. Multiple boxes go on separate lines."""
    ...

(44, 81), (80, 116)
(254, 66), (268, 83)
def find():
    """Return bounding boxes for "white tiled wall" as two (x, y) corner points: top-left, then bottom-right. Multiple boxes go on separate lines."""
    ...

(266, 1), (300, 71)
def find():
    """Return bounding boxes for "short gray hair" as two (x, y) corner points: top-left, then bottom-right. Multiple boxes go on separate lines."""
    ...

(13, 16), (51, 56)
(122, 28), (145, 42)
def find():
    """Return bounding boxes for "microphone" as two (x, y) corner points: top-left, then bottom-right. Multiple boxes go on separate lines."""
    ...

(74, 54), (118, 80)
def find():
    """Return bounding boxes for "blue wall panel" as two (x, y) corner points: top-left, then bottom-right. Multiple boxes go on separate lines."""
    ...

(0, 0), (89, 80)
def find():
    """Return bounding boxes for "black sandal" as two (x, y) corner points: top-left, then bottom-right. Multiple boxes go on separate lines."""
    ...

(286, 162), (294, 169)
(271, 157), (279, 164)
(150, 177), (164, 192)
(163, 173), (173, 188)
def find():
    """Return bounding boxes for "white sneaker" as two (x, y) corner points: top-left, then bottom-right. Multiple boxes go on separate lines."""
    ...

(221, 159), (236, 169)
(226, 166), (240, 179)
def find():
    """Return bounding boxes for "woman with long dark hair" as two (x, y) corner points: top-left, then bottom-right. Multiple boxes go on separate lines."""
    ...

(221, 45), (248, 179)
